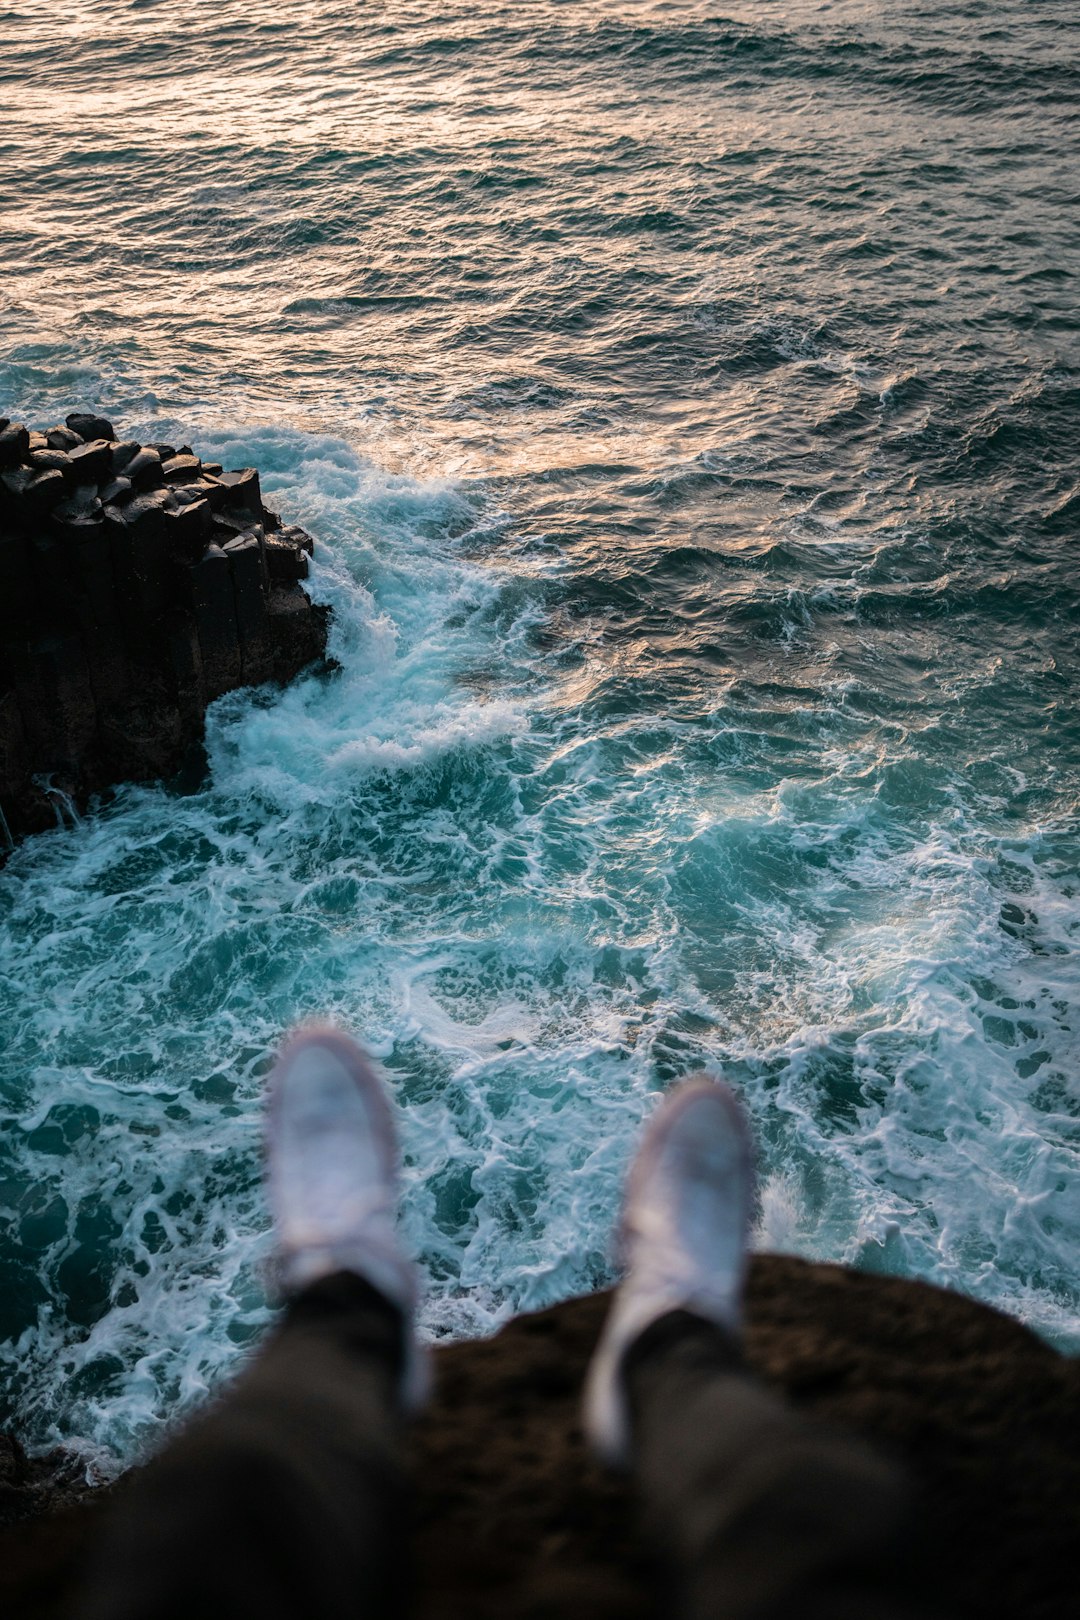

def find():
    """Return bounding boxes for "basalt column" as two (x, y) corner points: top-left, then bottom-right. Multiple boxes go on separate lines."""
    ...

(0, 413), (330, 844)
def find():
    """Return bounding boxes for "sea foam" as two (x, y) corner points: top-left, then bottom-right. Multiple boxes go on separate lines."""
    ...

(2, 423), (1077, 1471)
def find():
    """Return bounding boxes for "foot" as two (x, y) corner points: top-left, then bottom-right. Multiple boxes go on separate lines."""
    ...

(583, 1075), (755, 1466)
(267, 1024), (429, 1410)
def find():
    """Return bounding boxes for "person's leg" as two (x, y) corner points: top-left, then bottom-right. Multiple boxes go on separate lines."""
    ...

(75, 1026), (427, 1620)
(77, 1272), (408, 1620)
(624, 1309), (921, 1620)
(584, 1078), (935, 1620)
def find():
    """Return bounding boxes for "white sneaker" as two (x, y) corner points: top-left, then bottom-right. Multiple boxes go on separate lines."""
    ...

(583, 1076), (755, 1466)
(266, 1024), (430, 1411)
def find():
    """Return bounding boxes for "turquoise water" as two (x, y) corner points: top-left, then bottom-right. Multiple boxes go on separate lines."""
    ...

(2, 0), (1079, 1467)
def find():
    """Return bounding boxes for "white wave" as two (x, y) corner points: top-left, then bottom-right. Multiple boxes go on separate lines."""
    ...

(1, 423), (1078, 1472)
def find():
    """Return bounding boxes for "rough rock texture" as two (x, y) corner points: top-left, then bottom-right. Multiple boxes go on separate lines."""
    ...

(1, 1257), (1077, 1620)
(0, 412), (329, 845)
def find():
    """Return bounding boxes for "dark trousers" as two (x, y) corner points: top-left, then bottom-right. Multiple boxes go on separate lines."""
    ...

(76, 1273), (408, 1620)
(77, 1279), (929, 1620)
(624, 1311), (932, 1620)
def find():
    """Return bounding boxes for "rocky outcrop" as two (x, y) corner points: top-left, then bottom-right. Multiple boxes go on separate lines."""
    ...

(1, 1258), (1077, 1620)
(0, 412), (329, 846)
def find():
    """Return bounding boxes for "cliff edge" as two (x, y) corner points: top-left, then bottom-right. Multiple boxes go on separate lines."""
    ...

(2, 1255), (1078, 1619)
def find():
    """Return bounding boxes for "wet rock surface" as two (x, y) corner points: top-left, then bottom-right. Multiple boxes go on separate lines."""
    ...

(0, 414), (329, 845)
(1, 1258), (1077, 1620)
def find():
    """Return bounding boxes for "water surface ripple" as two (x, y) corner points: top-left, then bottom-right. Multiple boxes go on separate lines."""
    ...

(1, 0), (1079, 1464)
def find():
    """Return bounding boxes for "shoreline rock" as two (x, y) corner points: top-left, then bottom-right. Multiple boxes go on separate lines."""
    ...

(0, 413), (329, 848)
(1, 1257), (1077, 1619)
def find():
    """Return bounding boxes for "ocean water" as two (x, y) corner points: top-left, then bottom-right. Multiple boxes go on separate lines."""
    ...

(1, 0), (1079, 1467)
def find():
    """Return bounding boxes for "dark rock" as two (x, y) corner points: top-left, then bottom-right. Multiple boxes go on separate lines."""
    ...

(122, 447), (164, 491)
(0, 532), (38, 627)
(73, 542), (122, 627)
(55, 482), (102, 518)
(211, 509), (258, 543)
(95, 628), (200, 784)
(101, 601), (206, 777)
(99, 477), (133, 507)
(252, 527), (270, 591)
(106, 502), (169, 636)
(28, 448), (74, 478)
(202, 461), (223, 477)
(97, 671), (183, 783)
(0, 422), (30, 466)
(163, 498), (211, 560)
(5, 633), (97, 774)
(65, 412), (115, 442)
(29, 533), (81, 612)
(163, 612), (206, 737)
(110, 442), (140, 475)
(216, 467), (262, 517)
(196, 474), (228, 512)
(148, 443), (177, 462)
(51, 484), (106, 544)
(169, 487), (205, 509)
(264, 533), (309, 583)
(0, 417), (7, 435)
(281, 525), (315, 557)
(224, 536), (272, 684)
(267, 583), (328, 681)
(189, 543), (241, 699)
(1, 465), (66, 517)
(30, 468), (67, 511)
(67, 439), (113, 484)
(0, 689), (30, 809)
(118, 488), (171, 539)
(46, 425), (82, 452)
(0, 418), (329, 847)
(170, 482), (214, 508)
(162, 455), (202, 484)
(69, 536), (129, 714)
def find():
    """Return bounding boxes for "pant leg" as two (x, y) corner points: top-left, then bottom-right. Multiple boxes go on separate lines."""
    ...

(625, 1310), (937, 1620)
(75, 1271), (409, 1620)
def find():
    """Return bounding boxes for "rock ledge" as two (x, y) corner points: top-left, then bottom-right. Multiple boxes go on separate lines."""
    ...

(1, 1257), (1077, 1620)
